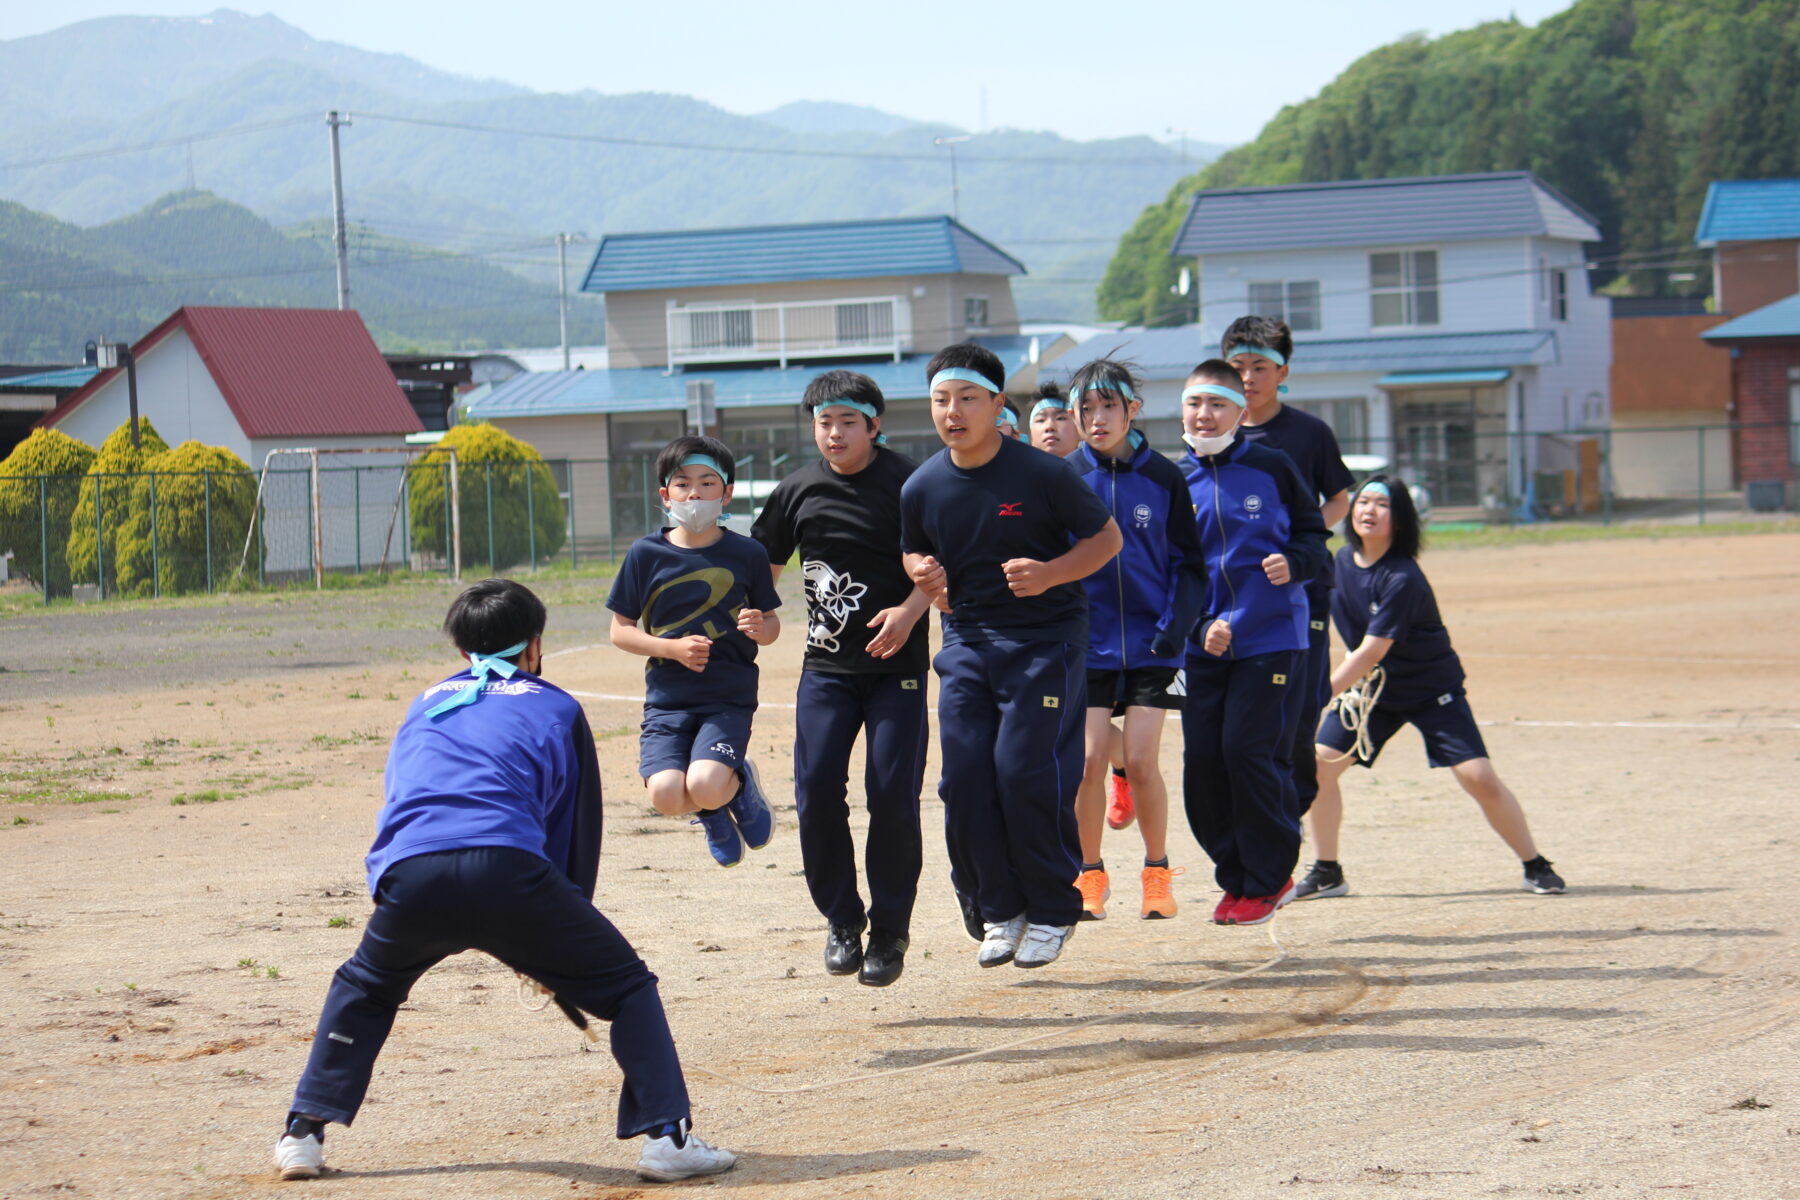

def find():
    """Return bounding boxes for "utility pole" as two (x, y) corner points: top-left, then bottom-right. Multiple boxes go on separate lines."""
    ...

(555, 233), (573, 370)
(933, 135), (972, 222)
(327, 110), (352, 311)
(1167, 126), (1191, 174)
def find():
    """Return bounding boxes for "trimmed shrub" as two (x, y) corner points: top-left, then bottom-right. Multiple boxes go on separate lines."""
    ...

(112, 441), (256, 597)
(408, 425), (565, 571)
(66, 419), (169, 594)
(0, 428), (98, 595)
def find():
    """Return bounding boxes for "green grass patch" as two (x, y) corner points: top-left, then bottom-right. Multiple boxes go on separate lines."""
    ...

(1430, 518), (1800, 552)
(169, 789), (241, 806)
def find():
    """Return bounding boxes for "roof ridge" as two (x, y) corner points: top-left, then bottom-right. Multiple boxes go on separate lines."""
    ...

(597, 214), (956, 243)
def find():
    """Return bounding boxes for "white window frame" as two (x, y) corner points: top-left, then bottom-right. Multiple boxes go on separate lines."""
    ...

(1552, 269), (1569, 322)
(963, 294), (990, 333)
(1247, 279), (1322, 332)
(1369, 248), (1441, 329)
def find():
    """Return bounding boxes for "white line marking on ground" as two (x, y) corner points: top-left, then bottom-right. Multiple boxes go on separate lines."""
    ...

(1480, 719), (1800, 731)
(1463, 652), (1792, 667)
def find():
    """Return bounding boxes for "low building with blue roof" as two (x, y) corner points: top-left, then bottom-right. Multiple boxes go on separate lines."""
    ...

(1695, 179), (1800, 318)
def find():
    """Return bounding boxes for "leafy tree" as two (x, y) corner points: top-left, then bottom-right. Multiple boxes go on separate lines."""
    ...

(111, 441), (256, 597)
(66, 418), (169, 594)
(408, 424), (565, 572)
(0, 428), (97, 595)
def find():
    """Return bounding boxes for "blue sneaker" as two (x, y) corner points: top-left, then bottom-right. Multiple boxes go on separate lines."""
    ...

(725, 760), (774, 850)
(692, 807), (744, 867)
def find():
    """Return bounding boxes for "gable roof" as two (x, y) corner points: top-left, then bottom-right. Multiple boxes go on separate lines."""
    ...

(1695, 179), (1800, 246)
(582, 216), (1026, 294)
(1042, 327), (1557, 383)
(1701, 292), (1800, 341)
(42, 307), (421, 439)
(1171, 172), (1602, 257)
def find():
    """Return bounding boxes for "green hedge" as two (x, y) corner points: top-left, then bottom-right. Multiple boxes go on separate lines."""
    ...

(408, 425), (565, 571)
(66, 419), (169, 594)
(111, 441), (256, 597)
(0, 428), (98, 595)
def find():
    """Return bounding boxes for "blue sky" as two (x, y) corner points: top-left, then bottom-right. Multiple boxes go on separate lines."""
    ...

(3, 1), (1579, 144)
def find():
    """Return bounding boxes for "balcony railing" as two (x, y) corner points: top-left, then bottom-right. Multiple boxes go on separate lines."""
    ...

(666, 295), (912, 367)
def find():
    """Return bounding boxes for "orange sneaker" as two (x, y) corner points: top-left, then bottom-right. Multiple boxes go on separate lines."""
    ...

(1106, 772), (1135, 830)
(1140, 865), (1182, 920)
(1075, 868), (1110, 921)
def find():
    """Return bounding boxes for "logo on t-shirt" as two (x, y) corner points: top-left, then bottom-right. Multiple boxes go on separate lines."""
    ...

(998, 501), (1024, 517)
(1369, 601), (1380, 615)
(800, 559), (869, 654)
(1133, 503), (1152, 528)
(1243, 493), (1264, 514)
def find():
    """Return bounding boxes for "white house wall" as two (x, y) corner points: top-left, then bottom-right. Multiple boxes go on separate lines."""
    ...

(55, 328), (245, 457)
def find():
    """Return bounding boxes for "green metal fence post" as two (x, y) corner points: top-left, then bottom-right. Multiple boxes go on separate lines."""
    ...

(38, 475), (49, 607)
(1697, 425), (1706, 526)
(568, 462), (578, 569)
(305, 468), (316, 582)
(442, 461), (453, 578)
(94, 474), (106, 601)
(203, 470), (214, 594)
(525, 462), (537, 569)
(485, 461), (496, 573)
(149, 471), (160, 598)
(257, 493), (267, 587)
(354, 466), (363, 576)
(1601, 430), (1612, 527)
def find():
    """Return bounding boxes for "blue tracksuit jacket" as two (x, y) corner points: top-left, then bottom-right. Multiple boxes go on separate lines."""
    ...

(1180, 436), (1328, 660)
(1076, 438), (1207, 670)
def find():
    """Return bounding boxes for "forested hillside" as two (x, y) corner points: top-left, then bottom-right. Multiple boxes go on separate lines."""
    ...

(1099, 0), (1800, 326)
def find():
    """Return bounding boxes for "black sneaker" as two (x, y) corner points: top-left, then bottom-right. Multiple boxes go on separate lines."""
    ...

(955, 889), (983, 944)
(858, 929), (908, 987)
(1522, 857), (1566, 895)
(1293, 860), (1349, 901)
(824, 924), (864, 975)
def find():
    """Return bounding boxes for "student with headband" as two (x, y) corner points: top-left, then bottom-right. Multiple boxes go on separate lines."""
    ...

(1066, 357), (1207, 922)
(1220, 317), (1357, 893)
(606, 435), (783, 870)
(274, 580), (737, 1184)
(1312, 475), (1566, 897)
(1027, 382), (1078, 457)
(751, 371), (933, 987)
(1177, 360), (1328, 927)
(900, 342), (1122, 970)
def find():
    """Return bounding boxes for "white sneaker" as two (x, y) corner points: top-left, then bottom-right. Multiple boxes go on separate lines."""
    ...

(274, 1133), (324, 1180)
(635, 1120), (737, 1182)
(1014, 922), (1075, 968)
(978, 913), (1028, 968)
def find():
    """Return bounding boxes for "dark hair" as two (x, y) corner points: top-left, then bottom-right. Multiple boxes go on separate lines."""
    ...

(443, 578), (546, 658)
(1033, 380), (1066, 405)
(801, 370), (885, 425)
(1220, 315), (1295, 365)
(1067, 357), (1144, 426)
(1342, 473), (1423, 559)
(655, 434), (737, 486)
(925, 342), (1007, 393)
(1185, 359), (1245, 392)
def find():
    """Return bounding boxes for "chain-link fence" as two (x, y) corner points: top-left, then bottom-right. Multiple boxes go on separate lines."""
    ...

(4, 423), (1795, 604)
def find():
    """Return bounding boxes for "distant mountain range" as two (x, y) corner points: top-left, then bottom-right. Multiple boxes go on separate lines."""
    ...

(0, 9), (1228, 352)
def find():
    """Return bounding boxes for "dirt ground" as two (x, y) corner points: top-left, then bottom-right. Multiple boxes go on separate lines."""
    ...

(2, 532), (1797, 1200)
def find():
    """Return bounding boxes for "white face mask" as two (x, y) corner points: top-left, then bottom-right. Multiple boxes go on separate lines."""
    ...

(666, 496), (723, 533)
(1183, 428), (1237, 457)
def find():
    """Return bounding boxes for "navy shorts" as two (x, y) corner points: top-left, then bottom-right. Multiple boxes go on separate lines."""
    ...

(1086, 666), (1185, 715)
(638, 704), (754, 778)
(1317, 690), (1488, 769)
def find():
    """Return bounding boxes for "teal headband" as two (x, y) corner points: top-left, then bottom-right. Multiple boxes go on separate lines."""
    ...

(1070, 380), (1138, 402)
(997, 405), (1020, 429)
(1181, 382), (1248, 409)
(1359, 481), (1391, 499)
(1225, 343), (1286, 367)
(666, 453), (725, 484)
(425, 640), (530, 719)
(930, 367), (1002, 395)
(1029, 397), (1068, 421)
(817, 397), (888, 444)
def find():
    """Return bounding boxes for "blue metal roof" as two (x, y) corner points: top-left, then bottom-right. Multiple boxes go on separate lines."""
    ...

(1046, 327), (1556, 382)
(582, 216), (1026, 294)
(466, 336), (1043, 418)
(0, 366), (98, 389)
(1701, 293), (1800, 340)
(1695, 179), (1800, 246)
(1378, 369), (1512, 386)
(1171, 172), (1601, 257)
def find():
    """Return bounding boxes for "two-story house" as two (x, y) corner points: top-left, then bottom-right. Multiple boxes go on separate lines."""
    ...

(1052, 172), (1611, 511)
(468, 216), (1064, 543)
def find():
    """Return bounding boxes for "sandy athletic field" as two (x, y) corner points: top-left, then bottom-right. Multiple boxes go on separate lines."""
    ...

(1, 531), (1797, 1199)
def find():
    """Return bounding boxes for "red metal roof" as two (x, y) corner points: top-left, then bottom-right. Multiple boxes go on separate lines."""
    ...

(41, 307), (422, 439)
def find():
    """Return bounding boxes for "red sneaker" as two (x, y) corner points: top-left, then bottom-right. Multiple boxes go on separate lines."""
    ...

(1106, 772), (1135, 830)
(1230, 880), (1296, 926)
(1212, 893), (1238, 925)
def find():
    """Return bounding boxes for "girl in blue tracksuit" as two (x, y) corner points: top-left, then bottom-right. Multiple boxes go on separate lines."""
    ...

(1178, 360), (1328, 927)
(1067, 359), (1208, 922)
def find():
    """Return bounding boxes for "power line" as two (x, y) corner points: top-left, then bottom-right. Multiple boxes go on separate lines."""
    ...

(0, 114), (315, 173)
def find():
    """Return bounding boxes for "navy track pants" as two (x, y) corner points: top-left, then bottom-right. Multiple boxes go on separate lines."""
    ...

(1278, 613), (1333, 816)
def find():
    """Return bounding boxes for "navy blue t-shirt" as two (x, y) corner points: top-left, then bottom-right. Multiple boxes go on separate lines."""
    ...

(606, 528), (782, 710)
(1240, 404), (1355, 607)
(1330, 546), (1465, 706)
(899, 435), (1113, 646)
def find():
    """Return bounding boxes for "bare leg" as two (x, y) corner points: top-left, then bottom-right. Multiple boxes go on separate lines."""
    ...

(1120, 707), (1169, 862)
(1447, 757), (1540, 860)
(1107, 722), (1126, 773)
(1075, 709), (1116, 863)
(1308, 747), (1357, 861)
(686, 760), (739, 812)
(647, 769), (697, 816)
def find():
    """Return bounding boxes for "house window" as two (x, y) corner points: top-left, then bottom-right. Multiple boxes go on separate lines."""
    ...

(688, 307), (753, 352)
(964, 295), (990, 332)
(1370, 249), (1439, 327)
(1552, 269), (1569, 322)
(1248, 280), (1321, 332)
(1284, 396), (1366, 450)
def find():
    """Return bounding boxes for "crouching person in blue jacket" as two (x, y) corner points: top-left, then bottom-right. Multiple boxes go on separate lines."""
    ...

(273, 579), (734, 1184)
(1067, 356), (1207, 922)
(1178, 361), (1327, 928)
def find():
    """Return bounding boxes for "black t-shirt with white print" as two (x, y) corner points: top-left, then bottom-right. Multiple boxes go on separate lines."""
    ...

(751, 447), (928, 676)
